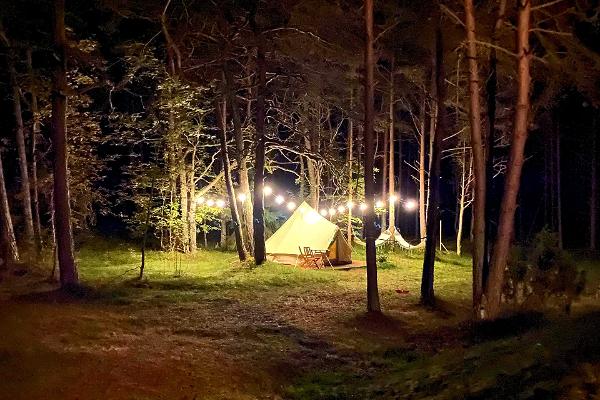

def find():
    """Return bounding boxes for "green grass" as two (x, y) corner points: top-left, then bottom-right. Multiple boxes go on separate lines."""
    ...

(5, 237), (597, 399)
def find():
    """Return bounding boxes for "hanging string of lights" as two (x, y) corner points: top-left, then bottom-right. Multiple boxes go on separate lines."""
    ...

(195, 183), (418, 216)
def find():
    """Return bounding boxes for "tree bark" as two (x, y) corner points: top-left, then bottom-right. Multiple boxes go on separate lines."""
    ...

(464, 0), (487, 318)
(51, 0), (78, 287)
(347, 91), (354, 242)
(180, 169), (189, 253)
(0, 150), (19, 263)
(486, 0), (531, 320)
(388, 56), (396, 234)
(382, 111), (389, 232)
(419, 99), (427, 242)
(224, 64), (254, 252)
(27, 48), (42, 254)
(591, 115), (597, 251)
(555, 119), (563, 249)
(252, 34), (267, 265)
(0, 27), (35, 247)
(457, 149), (471, 256)
(363, 0), (381, 313)
(484, 0), (507, 279)
(188, 165), (197, 253)
(421, 9), (446, 307)
(216, 99), (247, 261)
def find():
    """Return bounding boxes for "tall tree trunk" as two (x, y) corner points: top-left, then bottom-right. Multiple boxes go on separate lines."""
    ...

(363, 0), (381, 313)
(52, 0), (78, 287)
(220, 216), (227, 248)
(27, 48), (42, 254)
(347, 91), (354, 242)
(484, 0), (507, 278)
(188, 165), (197, 253)
(591, 115), (597, 251)
(224, 64), (254, 253)
(421, 9), (446, 307)
(252, 34), (267, 265)
(555, 119), (563, 249)
(382, 113), (389, 232)
(419, 99), (427, 242)
(388, 56), (396, 234)
(180, 169), (189, 253)
(457, 148), (471, 256)
(305, 135), (320, 209)
(139, 178), (154, 280)
(464, 0), (487, 318)
(0, 150), (19, 263)
(0, 27), (35, 247)
(486, 0), (531, 320)
(216, 99), (247, 261)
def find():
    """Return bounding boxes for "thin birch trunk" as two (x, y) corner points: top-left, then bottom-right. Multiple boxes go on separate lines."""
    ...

(224, 64), (254, 252)
(180, 169), (189, 253)
(27, 48), (42, 254)
(0, 150), (19, 263)
(347, 91), (354, 242)
(419, 99), (427, 242)
(216, 99), (247, 261)
(388, 57), (396, 233)
(591, 115), (597, 251)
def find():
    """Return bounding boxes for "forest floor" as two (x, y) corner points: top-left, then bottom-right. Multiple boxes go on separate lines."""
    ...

(0, 238), (599, 400)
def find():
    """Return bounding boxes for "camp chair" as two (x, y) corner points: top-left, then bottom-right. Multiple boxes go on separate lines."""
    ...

(297, 246), (322, 269)
(312, 249), (333, 268)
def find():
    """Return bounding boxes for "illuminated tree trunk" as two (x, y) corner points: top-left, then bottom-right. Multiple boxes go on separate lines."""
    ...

(421, 8), (446, 307)
(180, 169), (189, 253)
(464, 0), (487, 317)
(363, 0), (380, 313)
(419, 100), (427, 242)
(188, 165), (197, 253)
(224, 64), (254, 252)
(0, 27), (35, 247)
(252, 34), (267, 265)
(382, 114), (389, 232)
(0, 150), (19, 263)
(591, 116), (597, 251)
(457, 149), (472, 256)
(347, 91), (354, 242)
(486, 0), (531, 319)
(51, 0), (78, 287)
(27, 48), (42, 254)
(216, 99), (247, 261)
(484, 0), (507, 277)
(388, 56), (396, 233)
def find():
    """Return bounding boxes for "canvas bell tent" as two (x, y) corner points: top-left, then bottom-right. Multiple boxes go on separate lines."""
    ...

(375, 226), (424, 249)
(266, 202), (352, 265)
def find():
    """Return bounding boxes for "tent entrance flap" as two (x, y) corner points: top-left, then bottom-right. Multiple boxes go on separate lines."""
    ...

(265, 202), (352, 264)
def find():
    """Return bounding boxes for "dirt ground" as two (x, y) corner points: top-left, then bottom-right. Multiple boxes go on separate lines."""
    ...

(1, 251), (599, 400)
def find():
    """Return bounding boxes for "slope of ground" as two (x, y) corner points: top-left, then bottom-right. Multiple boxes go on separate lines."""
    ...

(0, 238), (598, 400)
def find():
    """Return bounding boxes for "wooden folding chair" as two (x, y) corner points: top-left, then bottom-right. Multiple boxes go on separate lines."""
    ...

(297, 246), (322, 269)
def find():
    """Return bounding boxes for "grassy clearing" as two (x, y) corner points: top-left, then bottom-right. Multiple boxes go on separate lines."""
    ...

(0, 237), (599, 400)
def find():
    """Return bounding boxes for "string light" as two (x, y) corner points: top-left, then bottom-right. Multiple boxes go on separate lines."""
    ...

(389, 193), (398, 202)
(196, 196), (205, 205)
(375, 200), (384, 208)
(359, 203), (367, 211)
(404, 199), (418, 211)
(206, 199), (215, 207)
(286, 201), (296, 211)
(328, 208), (337, 216)
(337, 205), (345, 213)
(263, 186), (273, 196)
(275, 195), (284, 204)
(216, 199), (225, 208)
(320, 209), (328, 216)
(347, 201), (355, 209)
(237, 193), (247, 203)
